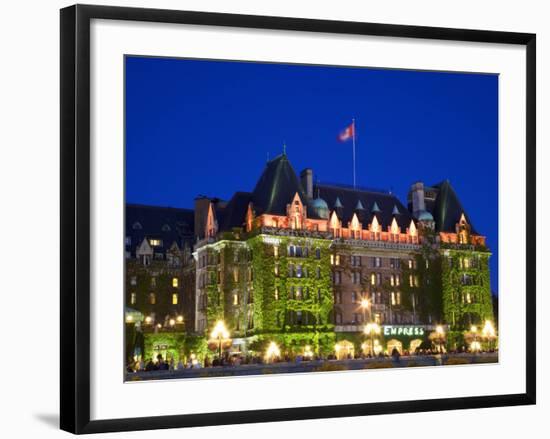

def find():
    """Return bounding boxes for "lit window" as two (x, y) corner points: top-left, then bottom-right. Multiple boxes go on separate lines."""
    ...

(130, 276), (137, 286)
(335, 255), (340, 265)
(150, 277), (156, 287)
(172, 293), (178, 305)
(149, 239), (162, 247)
(149, 293), (156, 305)
(130, 293), (136, 305)
(371, 273), (376, 286)
(274, 245), (279, 258)
(274, 287), (279, 300)
(233, 268), (239, 282)
(330, 254), (334, 265)
(172, 277), (179, 288)
(233, 294), (239, 305)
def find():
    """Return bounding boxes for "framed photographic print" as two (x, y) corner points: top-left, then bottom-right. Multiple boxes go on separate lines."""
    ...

(60, 4), (536, 434)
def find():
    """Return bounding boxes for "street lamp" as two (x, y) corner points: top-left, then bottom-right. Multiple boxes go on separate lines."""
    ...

(364, 322), (381, 357)
(481, 320), (497, 351)
(430, 324), (446, 353)
(470, 325), (479, 353)
(360, 298), (370, 324)
(265, 341), (281, 363)
(210, 320), (230, 360)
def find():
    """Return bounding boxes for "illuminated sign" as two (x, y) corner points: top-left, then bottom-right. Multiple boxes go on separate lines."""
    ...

(262, 236), (281, 245)
(383, 325), (425, 337)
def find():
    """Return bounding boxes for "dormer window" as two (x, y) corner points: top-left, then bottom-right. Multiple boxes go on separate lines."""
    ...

(132, 222), (142, 230)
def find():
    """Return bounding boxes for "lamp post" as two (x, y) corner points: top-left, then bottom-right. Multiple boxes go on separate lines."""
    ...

(481, 320), (496, 351)
(364, 322), (381, 357)
(360, 298), (370, 325)
(470, 325), (479, 353)
(210, 320), (230, 360)
(434, 324), (446, 353)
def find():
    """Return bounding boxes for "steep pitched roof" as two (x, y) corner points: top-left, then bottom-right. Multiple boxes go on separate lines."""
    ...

(315, 183), (413, 230)
(429, 180), (479, 234)
(218, 192), (253, 231)
(125, 204), (195, 255)
(251, 154), (308, 216)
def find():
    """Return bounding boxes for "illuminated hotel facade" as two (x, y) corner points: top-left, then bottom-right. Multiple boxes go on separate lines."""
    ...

(125, 152), (494, 357)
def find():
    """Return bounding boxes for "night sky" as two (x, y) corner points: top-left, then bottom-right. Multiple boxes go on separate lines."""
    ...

(125, 56), (499, 294)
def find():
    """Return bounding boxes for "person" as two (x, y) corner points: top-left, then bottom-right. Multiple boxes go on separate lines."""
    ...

(145, 358), (156, 372)
(391, 347), (401, 363)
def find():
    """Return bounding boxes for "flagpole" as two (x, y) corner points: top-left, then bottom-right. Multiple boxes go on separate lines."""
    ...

(352, 118), (356, 189)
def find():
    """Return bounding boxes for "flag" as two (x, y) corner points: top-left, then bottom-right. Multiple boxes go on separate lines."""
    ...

(338, 122), (355, 142)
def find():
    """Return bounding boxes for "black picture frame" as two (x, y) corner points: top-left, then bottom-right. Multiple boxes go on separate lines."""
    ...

(60, 4), (536, 434)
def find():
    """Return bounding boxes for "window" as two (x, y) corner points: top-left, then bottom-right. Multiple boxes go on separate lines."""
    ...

(352, 271), (361, 284)
(335, 255), (340, 265)
(374, 313), (382, 324)
(233, 268), (239, 283)
(172, 277), (179, 288)
(274, 287), (279, 300)
(315, 248), (321, 259)
(149, 238), (162, 247)
(335, 312), (343, 324)
(351, 292), (358, 303)
(130, 276), (137, 286)
(371, 273), (376, 286)
(333, 271), (341, 285)
(296, 287), (302, 300)
(296, 246), (303, 257)
(288, 264), (294, 277)
(372, 257), (381, 268)
(390, 258), (400, 269)
(125, 236), (131, 245)
(149, 293), (156, 305)
(172, 293), (178, 305)
(273, 245), (279, 258)
(316, 266), (321, 279)
(334, 291), (342, 304)
(233, 294), (239, 305)
(150, 277), (156, 287)
(130, 292), (136, 305)
(274, 264), (279, 276)
(330, 254), (334, 265)
(132, 222), (142, 230)
(296, 264), (303, 278)
(288, 245), (295, 257)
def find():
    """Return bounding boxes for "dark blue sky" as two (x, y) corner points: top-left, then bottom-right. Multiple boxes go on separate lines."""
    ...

(125, 56), (498, 294)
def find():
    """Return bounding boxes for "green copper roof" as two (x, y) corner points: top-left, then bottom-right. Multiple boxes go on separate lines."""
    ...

(334, 197), (343, 208)
(355, 200), (365, 210)
(371, 201), (381, 213)
(392, 204), (401, 215)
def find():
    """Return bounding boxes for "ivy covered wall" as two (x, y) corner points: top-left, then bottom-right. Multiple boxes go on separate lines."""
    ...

(441, 248), (493, 329)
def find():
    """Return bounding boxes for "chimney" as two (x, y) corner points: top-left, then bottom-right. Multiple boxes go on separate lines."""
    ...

(194, 196), (210, 240)
(300, 168), (313, 199)
(410, 182), (426, 218)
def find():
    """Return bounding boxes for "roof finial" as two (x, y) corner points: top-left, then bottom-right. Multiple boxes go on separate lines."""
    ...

(283, 141), (287, 156)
